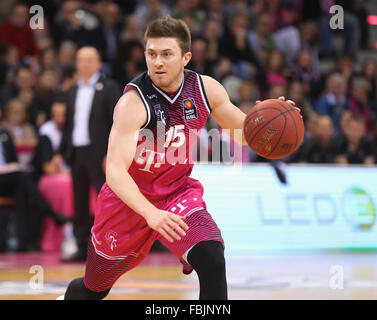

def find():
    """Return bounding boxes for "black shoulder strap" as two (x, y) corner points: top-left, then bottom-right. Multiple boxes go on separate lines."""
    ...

(127, 72), (167, 131)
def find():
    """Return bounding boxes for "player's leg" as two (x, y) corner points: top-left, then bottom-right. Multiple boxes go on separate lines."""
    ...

(158, 203), (227, 300)
(64, 183), (159, 299)
(64, 239), (111, 299)
(64, 235), (153, 299)
(186, 240), (227, 300)
(64, 277), (110, 300)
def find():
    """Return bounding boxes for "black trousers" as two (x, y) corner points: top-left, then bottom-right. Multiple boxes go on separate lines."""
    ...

(71, 147), (105, 253)
(0, 171), (52, 250)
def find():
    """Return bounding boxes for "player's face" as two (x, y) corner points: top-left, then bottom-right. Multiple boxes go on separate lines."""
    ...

(145, 37), (192, 92)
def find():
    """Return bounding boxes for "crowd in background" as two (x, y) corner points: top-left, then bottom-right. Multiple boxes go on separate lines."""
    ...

(0, 0), (376, 251)
(0, 0), (376, 167)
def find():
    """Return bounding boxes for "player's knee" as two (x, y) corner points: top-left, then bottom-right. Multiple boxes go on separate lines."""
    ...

(188, 240), (226, 276)
(64, 277), (110, 300)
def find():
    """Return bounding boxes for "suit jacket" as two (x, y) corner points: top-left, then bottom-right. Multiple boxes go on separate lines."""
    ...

(0, 127), (17, 164)
(60, 74), (121, 167)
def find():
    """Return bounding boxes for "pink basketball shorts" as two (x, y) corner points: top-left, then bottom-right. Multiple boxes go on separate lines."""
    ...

(83, 182), (224, 292)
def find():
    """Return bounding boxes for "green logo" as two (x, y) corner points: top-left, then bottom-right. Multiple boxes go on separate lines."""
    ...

(342, 187), (376, 230)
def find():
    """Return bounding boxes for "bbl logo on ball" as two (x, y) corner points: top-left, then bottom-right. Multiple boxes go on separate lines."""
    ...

(183, 98), (198, 121)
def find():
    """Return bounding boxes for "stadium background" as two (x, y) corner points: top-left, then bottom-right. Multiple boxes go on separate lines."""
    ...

(0, 0), (376, 300)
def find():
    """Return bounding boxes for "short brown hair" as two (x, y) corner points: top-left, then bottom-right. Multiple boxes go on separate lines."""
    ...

(144, 16), (191, 54)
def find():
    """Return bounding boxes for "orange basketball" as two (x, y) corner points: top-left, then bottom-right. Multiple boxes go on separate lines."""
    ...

(243, 99), (305, 159)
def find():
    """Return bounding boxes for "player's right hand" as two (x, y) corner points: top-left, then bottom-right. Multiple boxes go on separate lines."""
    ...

(145, 210), (189, 243)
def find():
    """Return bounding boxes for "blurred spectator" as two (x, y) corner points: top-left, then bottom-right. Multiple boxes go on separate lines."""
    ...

(308, 0), (358, 58)
(351, 0), (370, 49)
(51, 0), (107, 58)
(305, 110), (320, 139)
(272, 5), (301, 68)
(34, 68), (60, 123)
(0, 120), (18, 251)
(51, 0), (81, 46)
(291, 49), (321, 102)
(335, 54), (356, 94)
(172, 0), (202, 19)
(202, 0), (225, 24)
(1, 98), (38, 167)
(220, 13), (259, 69)
(171, 0), (204, 35)
(264, 0), (284, 32)
(4, 45), (20, 79)
(120, 14), (144, 43)
(247, 13), (275, 67)
(112, 0), (138, 14)
(237, 80), (255, 106)
(134, 0), (171, 28)
(0, 64), (40, 127)
(57, 40), (77, 70)
(348, 77), (375, 137)
(213, 57), (233, 83)
(334, 113), (375, 165)
(0, 2), (39, 59)
(361, 57), (377, 103)
(32, 17), (55, 53)
(0, 43), (10, 85)
(287, 80), (313, 128)
(299, 21), (320, 72)
(60, 65), (77, 92)
(223, 0), (252, 23)
(299, 115), (337, 163)
(339, 108), (352, 133)
(59, 46), (121, 262)
(99, 1), (122, 63)
(0, 1), (374, 172)
(0, 109), (70, 252)
(336, 0), (365, 54)
(33, 97), (68, 178)
(202, 19), (221, 63)
(265, 49), (288, 88)
(315, 73), (350, 132)
(111, 39), (146, 86)
(39, 47), (59, 72)
(268, 83), (287, 99)
(187, 37), (215, 77)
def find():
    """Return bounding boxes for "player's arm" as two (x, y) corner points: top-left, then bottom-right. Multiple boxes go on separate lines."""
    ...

(201, 75), (249, 146)
(202, 76), (300, 146)
(106, 90), (188, 242)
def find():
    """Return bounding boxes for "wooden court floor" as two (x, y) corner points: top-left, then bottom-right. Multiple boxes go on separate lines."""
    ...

(0, 250), (376, 300)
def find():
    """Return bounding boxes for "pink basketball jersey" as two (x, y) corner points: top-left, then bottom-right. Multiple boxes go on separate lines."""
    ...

(123, 69), (211, 201)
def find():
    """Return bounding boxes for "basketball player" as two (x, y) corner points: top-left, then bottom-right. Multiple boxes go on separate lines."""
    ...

(62, 16), (298, 300)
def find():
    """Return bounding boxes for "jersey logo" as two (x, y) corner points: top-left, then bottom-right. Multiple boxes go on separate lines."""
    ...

(183, 98), (198, 121)
(154, 104), (166, 125)
(105, 231), (118, 251)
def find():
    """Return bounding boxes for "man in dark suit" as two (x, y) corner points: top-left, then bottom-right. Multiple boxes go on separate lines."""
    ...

(60, 46), (121, 261)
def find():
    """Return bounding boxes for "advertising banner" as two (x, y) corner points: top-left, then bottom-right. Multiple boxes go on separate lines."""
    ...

(191, 164), (377, 252)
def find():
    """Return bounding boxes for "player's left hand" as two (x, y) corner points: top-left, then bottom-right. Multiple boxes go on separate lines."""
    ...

(255, 96), (302, 118)
(277, 96), (302, 118)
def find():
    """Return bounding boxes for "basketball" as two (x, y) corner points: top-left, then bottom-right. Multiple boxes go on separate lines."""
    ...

(243, 99), (305, 159)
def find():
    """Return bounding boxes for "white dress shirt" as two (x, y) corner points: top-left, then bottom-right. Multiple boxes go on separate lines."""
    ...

(39, 120), (62, 152)
(72, 73), (100, 147)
